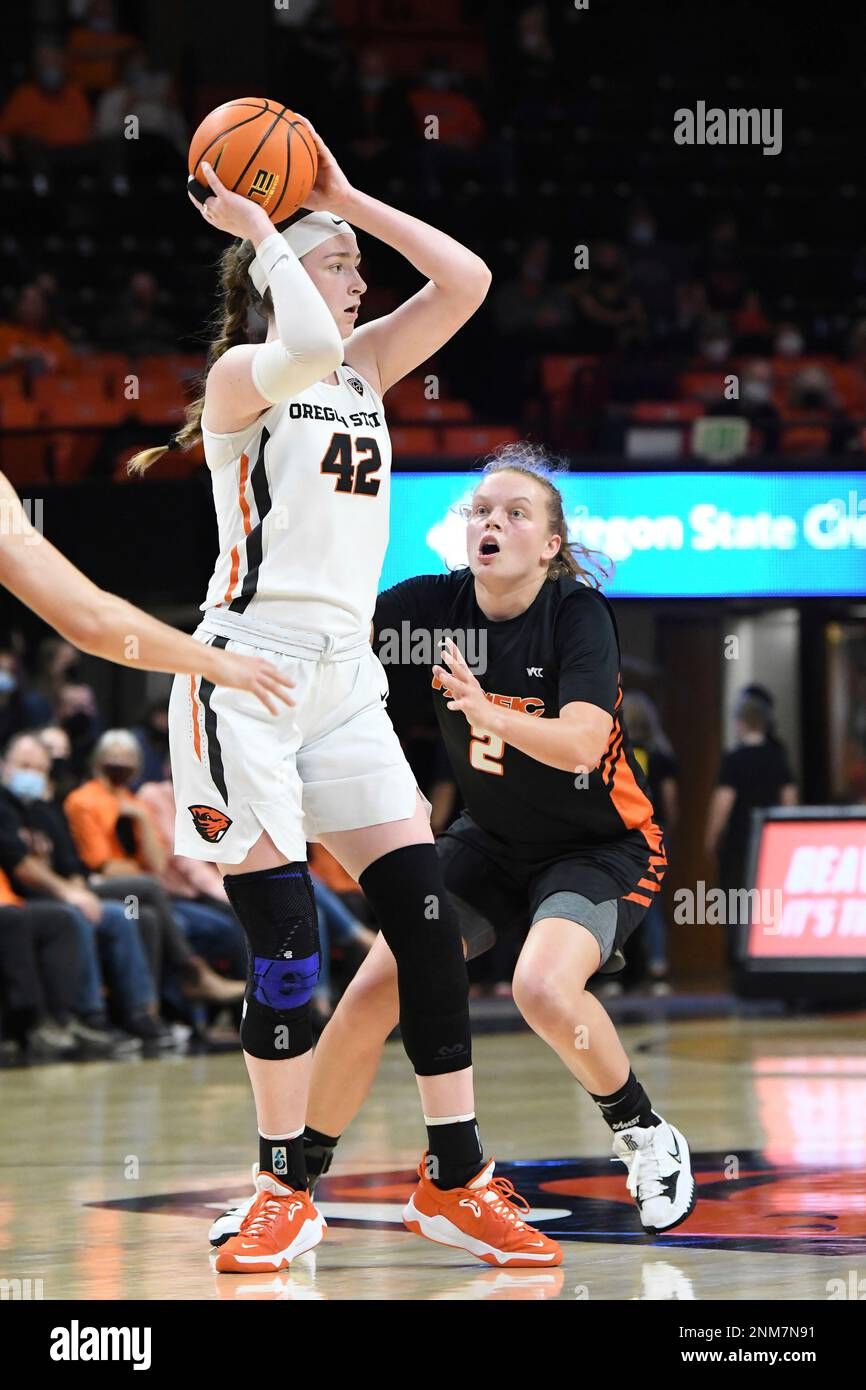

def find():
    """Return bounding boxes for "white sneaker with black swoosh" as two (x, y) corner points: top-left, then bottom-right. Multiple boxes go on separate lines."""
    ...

(611, 1117), (696, 1234)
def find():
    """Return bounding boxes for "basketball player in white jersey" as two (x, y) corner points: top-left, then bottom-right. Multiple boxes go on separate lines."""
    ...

(127, 117), (561, 1271)
(0, 470), (289, 706)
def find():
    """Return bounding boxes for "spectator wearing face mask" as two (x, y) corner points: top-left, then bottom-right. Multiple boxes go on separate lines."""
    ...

(711, 359), (781, 453)
(63, 731), (245, 1018)
(0, 731), (157, 1051)
(130, 699), (171, 788)
(0, 44), (93, 194)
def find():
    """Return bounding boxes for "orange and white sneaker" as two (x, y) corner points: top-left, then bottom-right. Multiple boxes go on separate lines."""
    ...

(403, 1155), (563, 1267)
(213, 1171), (326, 1273)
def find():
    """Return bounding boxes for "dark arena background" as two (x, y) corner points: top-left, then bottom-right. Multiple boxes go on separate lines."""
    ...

(0, 0), (864, 1355)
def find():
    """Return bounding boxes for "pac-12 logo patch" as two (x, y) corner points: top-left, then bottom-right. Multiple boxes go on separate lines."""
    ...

(188, 804), (233, 843)
(347, 376), (365, 397)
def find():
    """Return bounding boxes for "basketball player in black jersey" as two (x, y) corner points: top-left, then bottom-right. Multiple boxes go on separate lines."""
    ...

(212, 442), (697, 1244)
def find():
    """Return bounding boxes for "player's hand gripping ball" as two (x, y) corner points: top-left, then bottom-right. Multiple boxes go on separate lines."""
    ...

(187, 97), (318, 225)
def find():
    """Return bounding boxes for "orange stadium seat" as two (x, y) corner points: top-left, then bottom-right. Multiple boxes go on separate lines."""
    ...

(390, 424), (440, 455)
(439, 425), (521, 457)
(0, 398), (48, 486)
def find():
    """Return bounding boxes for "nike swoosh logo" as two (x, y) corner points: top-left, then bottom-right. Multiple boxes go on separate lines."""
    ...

(331, 216), (344, 225)
(668, 1136), (681, 1163)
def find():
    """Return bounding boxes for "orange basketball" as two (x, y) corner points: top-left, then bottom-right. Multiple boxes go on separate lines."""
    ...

(188, 97), (318, 225)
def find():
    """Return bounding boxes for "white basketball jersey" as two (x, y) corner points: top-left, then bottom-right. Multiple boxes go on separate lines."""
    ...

(199, 363), (391, 640)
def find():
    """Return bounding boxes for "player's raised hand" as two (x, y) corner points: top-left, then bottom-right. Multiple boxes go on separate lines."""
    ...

(187, 161), (273, 241)
(292, 115), (353, 215)
(433, 638), (490, 727)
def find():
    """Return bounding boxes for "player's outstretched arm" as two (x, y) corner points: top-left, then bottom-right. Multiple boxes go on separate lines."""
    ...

(296, 117), (491, 395)
(0, 471), (295, 713)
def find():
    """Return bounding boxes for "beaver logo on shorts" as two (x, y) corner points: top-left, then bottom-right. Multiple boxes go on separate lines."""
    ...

(188, 804), (233, 843)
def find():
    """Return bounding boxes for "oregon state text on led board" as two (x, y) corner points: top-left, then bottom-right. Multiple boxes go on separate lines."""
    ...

(382, 471), (866, 597)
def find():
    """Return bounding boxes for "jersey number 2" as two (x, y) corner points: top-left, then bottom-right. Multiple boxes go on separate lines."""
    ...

(320, 433), (381, 496)
(469, 725), (505, 776)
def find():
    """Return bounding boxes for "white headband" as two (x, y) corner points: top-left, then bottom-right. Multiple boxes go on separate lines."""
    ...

(249, 209), (354, 295)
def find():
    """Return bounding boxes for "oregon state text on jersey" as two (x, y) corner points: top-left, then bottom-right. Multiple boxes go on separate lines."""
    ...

(374, 570), (665, 877)
(200, 364), (391, 640)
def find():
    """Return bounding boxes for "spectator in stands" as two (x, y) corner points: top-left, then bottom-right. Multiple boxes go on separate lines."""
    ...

(730, 289), (773, 354)
(773, 321), (807, 364)
(407, 53), (487, 193)
(24, 640), (104, 778)
(699, 214), (748, 315)
(705, 695), (798, 970)
(131, 698), (171, 787)
(38, 724), (80, 805)
(64, 0), (139, 99)
(94, 44), (187, 187)
(96, 271), (176, 354)
(736, 360), (782, 452)
(492, 237), (575, 344)
(0, 284), (76, 378)
(0, 646), (51, 747)
(338, 47), (414, 186)
(0, 731), (160, 1048)
(625, 204), (679, 340)
(571, 241), (647, 352)
(0, 44), (92, 191)
(0, 867), (96, 1061)
(64, 730), (245, 1011)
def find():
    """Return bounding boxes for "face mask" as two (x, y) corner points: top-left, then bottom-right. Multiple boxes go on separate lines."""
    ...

(629, 221), (655, 245)
(62, 711), (92, 738)
(0, 669), (17, 695)
(775, 332), (803, 358)
(743, 380), (771, 404)
(103, 764), (136, 787)
(702, 338), (731, 363)
(6, 767), (47, 801)
(360, 73), (386, 95)
(38, 67), (64, 92)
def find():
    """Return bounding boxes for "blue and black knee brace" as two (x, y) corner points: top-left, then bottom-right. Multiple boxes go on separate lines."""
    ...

(222, 862), (320, 1059)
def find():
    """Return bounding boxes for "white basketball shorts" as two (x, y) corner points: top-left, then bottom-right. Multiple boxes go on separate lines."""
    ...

(168, 618), (424, 864)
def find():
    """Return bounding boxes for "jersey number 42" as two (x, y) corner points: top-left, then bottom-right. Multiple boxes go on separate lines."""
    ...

(319, 432), (382, 496)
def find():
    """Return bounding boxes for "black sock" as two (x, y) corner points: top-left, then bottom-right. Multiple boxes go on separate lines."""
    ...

(303, 1125), (339, 1194)
(589, 1070), (660, 1133)
(425, 1116), (483, 1190)
(259, 1130), (306, 1190)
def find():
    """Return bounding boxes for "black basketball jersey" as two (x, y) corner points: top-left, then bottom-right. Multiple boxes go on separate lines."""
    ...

(374, 569), (664, 867)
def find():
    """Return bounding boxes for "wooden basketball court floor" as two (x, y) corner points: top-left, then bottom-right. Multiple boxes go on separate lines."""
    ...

(2, 1012), (864, 1301)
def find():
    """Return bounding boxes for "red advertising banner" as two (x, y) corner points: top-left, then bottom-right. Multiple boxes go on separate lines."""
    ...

(748, 819), (866, 957)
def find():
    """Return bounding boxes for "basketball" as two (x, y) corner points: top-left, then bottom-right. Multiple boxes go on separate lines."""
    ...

(187, 97), (318, 225)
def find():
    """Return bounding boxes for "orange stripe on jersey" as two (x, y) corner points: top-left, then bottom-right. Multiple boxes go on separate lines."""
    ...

(223, 546), (240, 604)
(624, 890), (652, 907)
(237, 451), (252, 534)
(223, 451), (251, 605)
(188, 675), (202, 762)
(638, 877), (662, 892)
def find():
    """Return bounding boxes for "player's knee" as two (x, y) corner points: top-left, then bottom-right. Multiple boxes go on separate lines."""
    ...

(222, 861), (320, 1060)
(512, 966), (564, 1029)
(359, 843), (471, 1075)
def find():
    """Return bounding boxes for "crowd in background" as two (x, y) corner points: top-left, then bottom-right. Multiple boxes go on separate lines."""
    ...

(2, 1), (866, 464)
(0, 637), (377, 1065)
(0, 632), (800, 1064)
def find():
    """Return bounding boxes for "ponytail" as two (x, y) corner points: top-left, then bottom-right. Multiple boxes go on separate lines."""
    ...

(127, 239), (272, 476)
